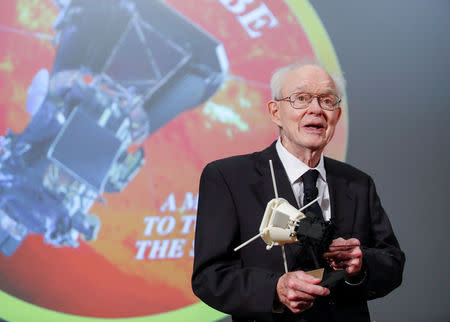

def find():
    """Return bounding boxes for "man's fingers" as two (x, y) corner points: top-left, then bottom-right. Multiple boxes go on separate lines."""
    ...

(277, 271), (331, 313)
(329, 257), (363, 275)
(286, 276), (330, 297)
(324, 247), (362, 261)
(297, 283), (330, 297)
(329, 258), (354, 269)
(326, 238), (363, 275)
(324, 250), (351, 261)
(346, 258), (360, 267)
(328, 237), (361, 250)
(288, 300), (314, 314)
(347, 238), (361, 246)
(346, 258), (363, 274)
(286, 290), (315, 302)
(329, 237), (346, 246)
(329, 261), (346, 270)
(277, 271), (330, 312)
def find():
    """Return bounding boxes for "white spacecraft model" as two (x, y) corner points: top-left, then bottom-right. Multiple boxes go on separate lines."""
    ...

(234, 160), (320, 273)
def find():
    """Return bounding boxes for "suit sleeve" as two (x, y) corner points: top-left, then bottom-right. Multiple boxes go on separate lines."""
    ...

(191, 162), (282, 316)
(361, 176), (405, 299)
(338, 176), (405, 301)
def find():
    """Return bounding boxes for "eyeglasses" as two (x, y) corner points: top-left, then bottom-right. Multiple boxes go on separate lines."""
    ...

(276, 92), (341, 111)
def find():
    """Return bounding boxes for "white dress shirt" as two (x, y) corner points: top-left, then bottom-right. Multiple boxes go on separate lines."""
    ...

(275, 139), (367, 286)
(275, 139), (331, 221)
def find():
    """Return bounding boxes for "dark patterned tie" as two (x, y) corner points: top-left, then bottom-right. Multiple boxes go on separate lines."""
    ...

(300, 169), (326, 269)
(302, 169), (323, 221)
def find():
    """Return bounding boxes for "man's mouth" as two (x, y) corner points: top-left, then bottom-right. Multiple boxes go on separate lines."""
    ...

(304, 122), (325, 130)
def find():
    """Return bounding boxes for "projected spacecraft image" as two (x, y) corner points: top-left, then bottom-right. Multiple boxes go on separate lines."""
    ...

(0, 0), (228, 256)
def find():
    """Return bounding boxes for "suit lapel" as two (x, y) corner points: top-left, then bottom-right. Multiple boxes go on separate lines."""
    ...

(251, 142), (303, 270)
(252, 141), (297, 208)
(325, 158), (356, 237)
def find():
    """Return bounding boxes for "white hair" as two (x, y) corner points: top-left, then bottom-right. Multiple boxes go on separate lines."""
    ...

(270, 61), (346, 100)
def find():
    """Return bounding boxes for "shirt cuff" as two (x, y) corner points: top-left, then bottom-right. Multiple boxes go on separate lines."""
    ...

(344, 267), (367, 286)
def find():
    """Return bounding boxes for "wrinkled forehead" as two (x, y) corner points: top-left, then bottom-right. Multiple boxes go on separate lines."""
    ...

(282, 66), (337, 96)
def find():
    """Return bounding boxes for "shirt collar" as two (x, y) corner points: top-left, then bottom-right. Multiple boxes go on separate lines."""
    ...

(275, 138), (327, 184)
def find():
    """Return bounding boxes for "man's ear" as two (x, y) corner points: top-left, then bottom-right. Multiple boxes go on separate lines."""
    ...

(336, 106), (342, 121)
(268, 100), (282, 127)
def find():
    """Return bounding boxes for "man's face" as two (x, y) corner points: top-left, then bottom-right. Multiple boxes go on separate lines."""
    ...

(268, 65), (342, 157)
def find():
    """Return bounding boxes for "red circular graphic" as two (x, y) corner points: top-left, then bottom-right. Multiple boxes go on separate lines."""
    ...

(0, 0), (347, 318)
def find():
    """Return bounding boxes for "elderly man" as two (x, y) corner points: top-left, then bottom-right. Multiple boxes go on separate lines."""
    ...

(192, 63), (405, 322)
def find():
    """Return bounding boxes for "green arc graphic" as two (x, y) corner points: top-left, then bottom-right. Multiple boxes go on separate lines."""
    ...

(0, 1), (345, 321)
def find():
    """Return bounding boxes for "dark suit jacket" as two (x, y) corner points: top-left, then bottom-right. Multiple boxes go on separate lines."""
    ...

(192, 142), (405, 322)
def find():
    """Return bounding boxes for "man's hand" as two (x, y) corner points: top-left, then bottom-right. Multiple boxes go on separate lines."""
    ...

(323, 237), (363, 276)
(276, 270), (330, 314)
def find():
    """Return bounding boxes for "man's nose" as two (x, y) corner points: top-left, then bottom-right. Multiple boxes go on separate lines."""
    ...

(307, 96), (322, 113)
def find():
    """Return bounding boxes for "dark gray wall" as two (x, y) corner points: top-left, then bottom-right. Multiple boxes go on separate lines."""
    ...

(312, 1), (450, 321)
